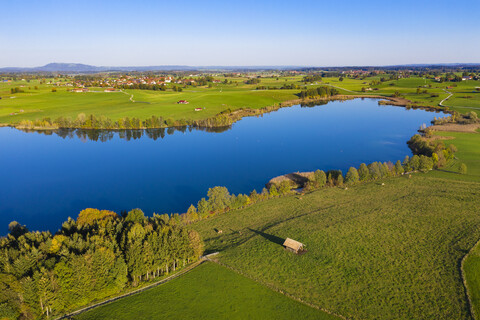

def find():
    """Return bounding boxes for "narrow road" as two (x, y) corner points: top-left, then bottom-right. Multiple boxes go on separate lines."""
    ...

(120, 89), (135, 102)
(439, 89), (453, 107)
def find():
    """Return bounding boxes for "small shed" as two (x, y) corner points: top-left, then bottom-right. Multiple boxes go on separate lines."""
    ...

(283, 238), (305, 254)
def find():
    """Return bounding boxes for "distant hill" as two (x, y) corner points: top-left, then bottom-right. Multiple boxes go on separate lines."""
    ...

(0, 63), (194, 73)
(0, 62), (478, 73)
(0, 63), (300, 73)
(37, 63), (104, 72)
(0, 63), (307, 73)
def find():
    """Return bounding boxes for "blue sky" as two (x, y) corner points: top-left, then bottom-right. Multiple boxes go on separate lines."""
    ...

(1, 0), (479, 67)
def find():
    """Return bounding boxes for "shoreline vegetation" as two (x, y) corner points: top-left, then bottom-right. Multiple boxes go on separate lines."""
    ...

(4, 92), (452, 132)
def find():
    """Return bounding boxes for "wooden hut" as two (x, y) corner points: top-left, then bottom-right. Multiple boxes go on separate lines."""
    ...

(283, 238), (305, 254)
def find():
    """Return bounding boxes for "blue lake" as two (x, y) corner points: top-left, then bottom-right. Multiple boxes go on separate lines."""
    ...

(0, 99), (442, 233)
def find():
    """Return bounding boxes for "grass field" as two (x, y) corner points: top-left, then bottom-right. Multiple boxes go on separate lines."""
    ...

(1, 76), (479, 126)
(464, 241), (480, 319)
(433, 131), (480, 177)
(191, 173), (480, 320)
(74, 262), (336, 320)
(0, 81), (298, 124)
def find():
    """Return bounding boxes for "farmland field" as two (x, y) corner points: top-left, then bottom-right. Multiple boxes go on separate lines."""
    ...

(1, 75), (479, 126)
(191, 172), (480, 320)
(74, 261), (336, 320)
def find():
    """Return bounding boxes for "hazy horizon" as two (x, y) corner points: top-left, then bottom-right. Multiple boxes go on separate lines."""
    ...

(2, 0), (479, 68)
(3, 61), (480, 69)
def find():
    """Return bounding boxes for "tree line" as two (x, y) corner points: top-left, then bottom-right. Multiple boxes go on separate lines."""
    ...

(256, 84), (300, 90)
(16, 112), (237, 130)
(298, 86), (339, 99)
(0, 209), (203, 319)
(180, 129), (461, 225)
(116, 83), (183, 92)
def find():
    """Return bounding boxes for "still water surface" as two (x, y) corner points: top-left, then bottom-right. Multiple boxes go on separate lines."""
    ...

(0, 99), (442, 232)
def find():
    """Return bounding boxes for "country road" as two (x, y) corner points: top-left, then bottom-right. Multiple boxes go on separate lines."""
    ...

(439, 89), (453, 107)
(120, 89), (135, 102)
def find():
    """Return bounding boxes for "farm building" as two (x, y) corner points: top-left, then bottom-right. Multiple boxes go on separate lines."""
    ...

(104, 88), (116, 92)
(283, 238), (305, 254)
(177, 100), (189, 104)
(73, 88), (88, 93)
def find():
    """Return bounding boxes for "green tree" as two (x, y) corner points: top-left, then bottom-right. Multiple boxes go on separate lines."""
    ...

(394, 160), (404, 175)
(431, 153), (439, 168)
(419, 155), (433, 172)
(459, 163), (468, 174)
(249, 189), (259, 203)
(207, 186), (231, 212)
(125, 209), (145, 224)
(197, 198), (210, 218)
(336, 172), (344, 186)
(326, 173), (334, 187)
(345, 167), (359, 185)
(402, 155), (411, 172)
(268, 185), (279, 197)
(409, 155), (420, 171)
(186, 204), (198, 221)
(368, 162), (382, 180)
(358, 163), (370, 181)
(278, 180), (293, 195)
(314, 170), (327, 187)
(188, 230), (204, 260)
(8, 221), (28, 238)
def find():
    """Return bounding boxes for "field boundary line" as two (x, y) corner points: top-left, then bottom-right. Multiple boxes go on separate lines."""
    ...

(55, 257), (207, 319)
(461, 237), (480, 320)
(206, 257), (351, 320)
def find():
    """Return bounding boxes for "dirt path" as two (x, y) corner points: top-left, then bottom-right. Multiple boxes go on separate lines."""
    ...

(439, 89), (453, 107)
(120, 89), (135, 102)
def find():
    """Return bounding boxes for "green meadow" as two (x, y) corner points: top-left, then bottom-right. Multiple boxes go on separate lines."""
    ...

(74, 262), (335, 320)
(191, 174), (480, 320)
(1, 75), (479, 126)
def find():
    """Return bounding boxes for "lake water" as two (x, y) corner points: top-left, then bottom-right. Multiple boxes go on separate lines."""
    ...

(0, 99), (442, 233)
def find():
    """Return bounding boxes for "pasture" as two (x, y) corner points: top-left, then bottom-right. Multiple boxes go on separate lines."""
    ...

(1, 75), (479, 126)
(192, 173), (480, 319)
(74, 261), (335, 320)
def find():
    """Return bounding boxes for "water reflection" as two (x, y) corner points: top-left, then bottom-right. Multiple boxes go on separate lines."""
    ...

(17, 125), (233, 142)
(1, 99), (444, 232)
